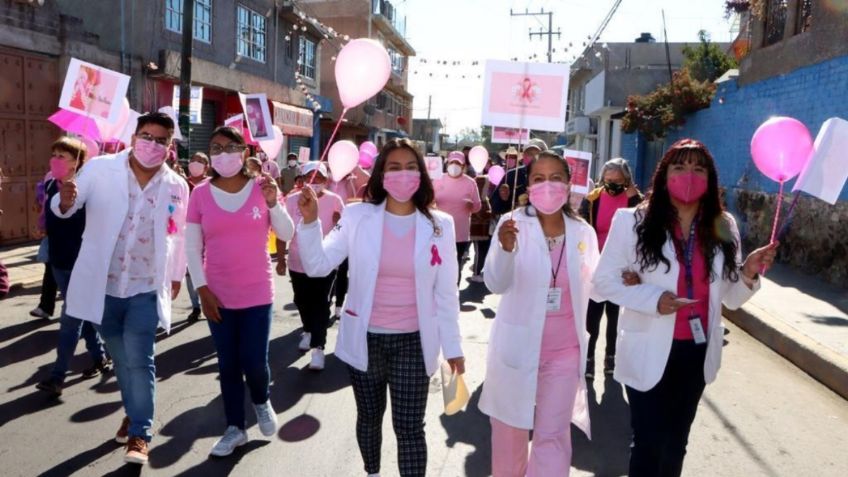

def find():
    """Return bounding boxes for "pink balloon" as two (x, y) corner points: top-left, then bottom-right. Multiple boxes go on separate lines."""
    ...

(469, 145), (489, 174)
(335, 39), (391, 109)
(328, 140), (360, 181)
(488, 165), (506, 186)
(258, 125), (284, 160)
(359, 141), (378, 158)
(751, 116), (814, 182)
(80, 136), (100, 159)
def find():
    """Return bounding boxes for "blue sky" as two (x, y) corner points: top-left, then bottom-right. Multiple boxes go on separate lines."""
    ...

(402, 0), (736, 136)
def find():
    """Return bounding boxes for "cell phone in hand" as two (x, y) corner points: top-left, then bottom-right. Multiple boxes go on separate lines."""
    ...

(674, 298), (699, 305)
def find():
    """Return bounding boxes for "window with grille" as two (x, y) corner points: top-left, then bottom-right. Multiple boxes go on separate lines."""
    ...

(764, 0), (787, 46)
(298, 37), (316, 79)
(237, 5), (266, 63)
(796, 0), (812, 33)
(164, 0), (212, 43)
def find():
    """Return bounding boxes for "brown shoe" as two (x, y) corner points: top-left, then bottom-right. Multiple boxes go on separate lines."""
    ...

(115, 416), (130, 444)
(124, 437), (149, 464)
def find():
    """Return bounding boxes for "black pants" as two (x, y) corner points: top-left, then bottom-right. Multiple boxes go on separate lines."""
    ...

(289, 270), (335, 349)
(626, 340), (708, 477)
(456, 241), (471, 285)
(348, 332), (429, 477)
(472, 238), (491, 276)
(38, 264), (58, 315)
(333, 259), (349, 310)
(586, 299), (620, 359)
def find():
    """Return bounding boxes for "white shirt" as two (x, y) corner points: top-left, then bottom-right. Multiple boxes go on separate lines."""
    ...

(105, 167), (165, 298)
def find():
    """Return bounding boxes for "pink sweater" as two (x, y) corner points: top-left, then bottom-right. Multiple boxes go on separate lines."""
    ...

(369, 217), (419, 332)
(540, 240), (580, 359)
(434, 175), (482, 242)
(596, 191), (630, 251)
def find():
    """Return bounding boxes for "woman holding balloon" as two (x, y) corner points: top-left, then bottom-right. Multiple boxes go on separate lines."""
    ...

(592, 139), (777, 477)
(297, 138), (464, 477)
(434, 151), (482, 284)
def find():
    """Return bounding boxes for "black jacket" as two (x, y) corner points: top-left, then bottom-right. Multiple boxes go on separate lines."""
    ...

(44, 180), (86, 270)
(489, 166), (528, 215)
(579, 186), (644, 230)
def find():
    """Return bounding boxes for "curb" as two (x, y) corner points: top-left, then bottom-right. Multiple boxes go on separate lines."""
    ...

(724, 304), (848, 401)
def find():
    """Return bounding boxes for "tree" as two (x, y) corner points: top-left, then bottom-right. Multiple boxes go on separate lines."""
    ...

(682, 30), (738, 83)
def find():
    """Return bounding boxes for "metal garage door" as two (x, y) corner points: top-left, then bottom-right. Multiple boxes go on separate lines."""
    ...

(187, 100), (218, 157)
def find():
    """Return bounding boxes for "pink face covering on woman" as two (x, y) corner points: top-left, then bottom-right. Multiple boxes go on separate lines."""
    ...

(49, 157), (73, 180)
(667, 172), (708, 204)
(211, 152), (244, 178)
(529, 181), (569, 214)
(133, 139), (168, 168)
(188, 162), (206, 177)
(383, 170), (421, 203)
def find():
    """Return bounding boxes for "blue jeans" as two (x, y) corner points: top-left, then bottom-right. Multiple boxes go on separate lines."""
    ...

(186, 273), (200, 309)
(207, 304), (273, 429)
(50, 267), (107, 382)
(97, 292), (159, 442)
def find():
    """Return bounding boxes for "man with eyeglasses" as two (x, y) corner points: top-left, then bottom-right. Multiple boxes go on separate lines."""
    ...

(51, 112), (189, 465)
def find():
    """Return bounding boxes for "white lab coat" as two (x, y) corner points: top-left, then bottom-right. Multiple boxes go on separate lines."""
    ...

(592, 208), (759, 392)
(50, 150), (188, 332)
(296, 202), (463, 376)
(478, 209), (599, 435)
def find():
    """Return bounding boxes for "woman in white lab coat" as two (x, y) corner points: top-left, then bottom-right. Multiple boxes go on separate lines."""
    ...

(592, 138), (777, 477)
(479, 150), (599, 477)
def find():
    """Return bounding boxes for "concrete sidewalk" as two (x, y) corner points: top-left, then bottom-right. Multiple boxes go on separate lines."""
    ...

(724, 264), (848, 400)
(0, 243), (42, 292)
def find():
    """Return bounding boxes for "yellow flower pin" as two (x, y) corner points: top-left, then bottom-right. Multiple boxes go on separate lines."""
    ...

(577, 241), (587, 254)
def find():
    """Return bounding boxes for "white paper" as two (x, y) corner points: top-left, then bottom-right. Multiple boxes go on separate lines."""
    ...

(426, 155), (443, 181)
(440, 362), (470, 416)
(793, 117), (848, 205)
(298, 147), (311, 164)
(58, 58), (131, 123)
(116, 110), (141, 145)
(238, 92), (274, 141)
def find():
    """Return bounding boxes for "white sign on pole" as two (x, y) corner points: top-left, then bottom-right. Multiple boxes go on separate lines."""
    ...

(563, 149), (593, 195)
(59, 58), (131, 123)
(793, 117), (848, 204)
(481, 60), (570, 133)
(238, 92), (274, 141)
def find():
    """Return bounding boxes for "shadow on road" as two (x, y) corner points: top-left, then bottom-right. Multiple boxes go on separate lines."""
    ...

(0, 329), (59, 368)
(0, 317), (53, 344)
(172, 441), (269, 476)
(571, 376), (631, 477)
(0, 389), (63, 427)
(440, 384), (491, 477)
(35, 439), (121, 477)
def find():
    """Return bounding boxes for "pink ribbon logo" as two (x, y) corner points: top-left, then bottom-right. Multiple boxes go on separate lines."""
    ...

(430, 245), (443, 266)
(519, 78), (535, 102)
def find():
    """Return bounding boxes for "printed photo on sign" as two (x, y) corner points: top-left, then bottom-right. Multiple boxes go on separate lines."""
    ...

(59, 58), (130, 123)
(491, 126), (531, 144)
(563, 149), (593, 195)
(481, 60), (569, 133)
(172, 86), (204, 124)
(238, 93), (274, 141)
(426, 155), (444, 181)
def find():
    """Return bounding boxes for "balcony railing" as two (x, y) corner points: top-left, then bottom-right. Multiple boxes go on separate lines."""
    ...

(372, 0), (406, 37)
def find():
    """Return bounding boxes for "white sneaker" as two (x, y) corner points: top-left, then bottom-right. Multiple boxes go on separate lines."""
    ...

(29, 307), (51, 319)
(209, 426), (248, 457)
(298, 332), (312, 351)
(253, 400), (278, 437)
(309, 348), (325, 371)
(470, 274), (485, 283)
(367, 474), (381, 477)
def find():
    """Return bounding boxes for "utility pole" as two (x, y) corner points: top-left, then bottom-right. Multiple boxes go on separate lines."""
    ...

(510, 8), (560, 63)
(178, 0), (194, 156)
(425, 94), (432, 152)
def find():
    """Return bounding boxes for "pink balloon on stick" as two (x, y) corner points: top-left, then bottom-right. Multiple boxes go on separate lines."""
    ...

(335, 39), (391, 110)
(328, 140), (360, 182)
(468, 146), (489, 174)
(750, 116), (813, 182)
(358, 141), (378, 168)
(488, 165), (506, 186)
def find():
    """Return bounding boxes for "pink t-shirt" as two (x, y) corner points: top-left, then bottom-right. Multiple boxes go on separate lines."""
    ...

(285, 190), (344, 274)
(672, 225), (710, 340)
(434, 175), (481, 242)
(370, 215), (419, 332)
(596, 191), (630, 251)
(186, 181), (274, 309)
(540, 239), (580, 359)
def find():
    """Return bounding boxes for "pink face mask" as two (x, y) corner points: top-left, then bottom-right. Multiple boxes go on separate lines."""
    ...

(667, 172), (708, 204)
(133, 139), (168, 168)
(529, 181), (569, 215)
(506, 157), (517, 169)
(188, 162), (206, 178)
(211, 152), (244, 178)
(383, 170), (421, 203)
(49, 156), (73, 180)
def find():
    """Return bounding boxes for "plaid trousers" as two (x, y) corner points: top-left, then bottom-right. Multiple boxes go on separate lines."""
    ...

(348, 332), (430, 477)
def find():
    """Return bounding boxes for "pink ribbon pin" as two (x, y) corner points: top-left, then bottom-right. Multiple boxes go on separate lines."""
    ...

(430, 245), (443, 266)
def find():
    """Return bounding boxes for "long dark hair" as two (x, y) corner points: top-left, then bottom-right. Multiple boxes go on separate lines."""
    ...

(524, 150), (580, 220)
(365, 138), (435, 223)
(635, 139), (738, 282)
(208, 126), (250, 179)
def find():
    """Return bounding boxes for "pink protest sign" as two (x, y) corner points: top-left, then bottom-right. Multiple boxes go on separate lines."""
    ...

(59, 58), (130, 123)
(481, 60), (569, 133)
(563, 149), (593, 195)
(491, 127), (531, 144)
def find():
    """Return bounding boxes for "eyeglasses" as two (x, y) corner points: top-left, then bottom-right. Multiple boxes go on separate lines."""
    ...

(209, 143), (247, 155)
(136, 132), (171, 146)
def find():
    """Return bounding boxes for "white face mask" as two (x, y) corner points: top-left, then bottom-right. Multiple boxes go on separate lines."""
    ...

(309, 183), (325, 195)
(287, 160), (298, 168)
(447, 164), (463, 177)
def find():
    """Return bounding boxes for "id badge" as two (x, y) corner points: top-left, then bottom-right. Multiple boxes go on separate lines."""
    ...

(546, 288), (562, 312)
(689, 315), (707, 344)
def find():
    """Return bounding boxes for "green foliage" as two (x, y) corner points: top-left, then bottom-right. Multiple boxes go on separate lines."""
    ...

(683, 30), (738, 83)
(621, 69), (716, 141)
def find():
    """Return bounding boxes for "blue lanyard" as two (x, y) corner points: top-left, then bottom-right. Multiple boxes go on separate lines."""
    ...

(678, 219), (699, 301)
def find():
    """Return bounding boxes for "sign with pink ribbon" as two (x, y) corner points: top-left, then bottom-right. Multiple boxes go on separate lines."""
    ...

(481, 60), (569, 133)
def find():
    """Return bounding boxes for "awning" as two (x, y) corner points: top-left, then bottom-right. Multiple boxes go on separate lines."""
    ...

(272, 101), (313, 137)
